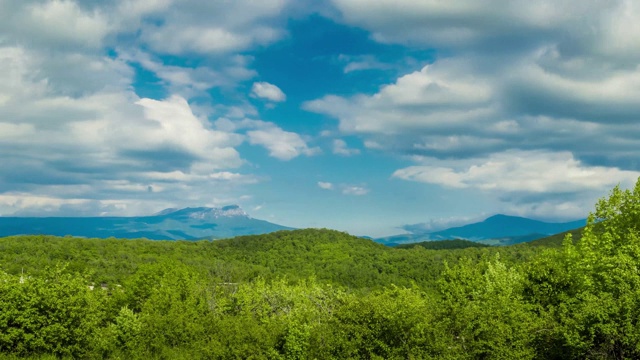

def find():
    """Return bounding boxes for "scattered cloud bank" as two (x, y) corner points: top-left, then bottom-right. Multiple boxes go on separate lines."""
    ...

(318, 182), (369, 196)
(0, 46), (252, 215)
(2, 0), (639, 226)
(332, 139), (360, 156)
(0, 0), (309, 216)
(393, 150), (640, 219)
(305, 0), (640, 217)
(341, 185), (369, 196)
(393, 151), (640, 194)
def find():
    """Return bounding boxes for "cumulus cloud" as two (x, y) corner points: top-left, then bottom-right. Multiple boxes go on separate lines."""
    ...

(119, 50), (256, 97)
(0, 0), (317, 216)
(338, 54), (391, 73)
(3, 0), (640, 224)
(0, 193), (135, 217)
(136, 0), (289, 55)
(304, 59), (496, 135)
(393, 150), (640, 219)
(212, 117), (319, 161)
(317, 182), (369, 196)
(1, 0), (287, 106)
(503, 51), (640, 123)
(393, 151), (640, 193)
(247, 125), (319, 160)
(308, 0), (640, 179)
(318, 181), (334, 190)
(342, 185), (369, 196)
(0, 0), (112, 49)
(330, 0), (616, 51)
(332, 139), (360, 156)
(0, 44), (258, 217)
(251, 82), (287, 102)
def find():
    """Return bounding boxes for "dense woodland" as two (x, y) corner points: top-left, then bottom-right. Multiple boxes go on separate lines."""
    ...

(2, 181), (640, 359)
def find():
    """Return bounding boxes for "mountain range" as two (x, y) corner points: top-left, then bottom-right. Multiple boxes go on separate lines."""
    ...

(0, 208), (586, 245)
(376, 214), (586, 246)
(0, 205), (291, 240)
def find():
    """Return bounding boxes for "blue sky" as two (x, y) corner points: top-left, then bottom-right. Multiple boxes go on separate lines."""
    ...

(1, 0), (640, 236)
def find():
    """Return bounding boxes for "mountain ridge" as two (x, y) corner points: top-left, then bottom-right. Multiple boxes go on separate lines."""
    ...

(0, 205), (290, 240)
(377, 214), (586, 246)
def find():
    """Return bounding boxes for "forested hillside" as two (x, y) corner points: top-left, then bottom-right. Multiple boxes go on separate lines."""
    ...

(396, 239), (491, 250)
(0, 229), (522, 292)
(2, 181), (640, 359)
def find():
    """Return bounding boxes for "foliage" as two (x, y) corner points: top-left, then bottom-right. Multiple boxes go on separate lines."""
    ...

(396, 239), (491, 250)
(2, 179), (640, 358)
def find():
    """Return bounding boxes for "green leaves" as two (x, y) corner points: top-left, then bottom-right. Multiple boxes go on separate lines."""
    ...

(3, 179), (640, 358)
(0, 266), (104, 358)
(438, 256), (539, 359)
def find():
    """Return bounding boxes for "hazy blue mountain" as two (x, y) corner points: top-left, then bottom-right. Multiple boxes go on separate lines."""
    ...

(377, 214), (586, 246)
(0, 205), (292, 240)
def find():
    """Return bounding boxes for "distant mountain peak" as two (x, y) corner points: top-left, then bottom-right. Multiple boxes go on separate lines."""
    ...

(153, 208), (179, 216)
(485, 214), (519, 220)
(376, 214), (586, 246)
(154, 205), (249, 219)
(482, 214), (534, 223)
(0, 204), (289, 240)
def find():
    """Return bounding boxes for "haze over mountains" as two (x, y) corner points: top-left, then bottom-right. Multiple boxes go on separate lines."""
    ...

(376, 214), (586, 246)
(0, 206), (290, 240)
(0, 207), (585, 245)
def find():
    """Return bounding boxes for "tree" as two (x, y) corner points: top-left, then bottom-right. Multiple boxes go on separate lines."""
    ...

(0, 266), (105, 358)
(529, 178), (640, 359)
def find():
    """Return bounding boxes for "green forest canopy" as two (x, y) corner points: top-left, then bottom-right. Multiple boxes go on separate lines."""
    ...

(2, 180), (640, 359)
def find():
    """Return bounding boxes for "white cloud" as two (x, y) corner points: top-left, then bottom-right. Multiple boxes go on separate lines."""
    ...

(330, 0), (614, 51)
(0, 45), (256, 216)
(251, 81), (287, 102)
(393, 150), (640, 219)
(338, 54), (391, 73)
(393, 150), (640, 193)
(133, 95), (243, 170)
(136, 0), (289, 55)
(342, 185), (369, 196)
(247, 125), (319, 160)
(213, 117), (320, 161)
(0, 0), (319, 218)
(318, 181), (334, 190)
(402, 215), (483, 234)
(142, 26), (271, 54)
(503, 49), (640, 122)
(306, 4), (640, 170)
(0, 192), (173, 217)
(317, 181), (369, 195)
(0, 0), (112, 49)
(116, 0), (173, 20)
(0, 123), (35, 139)
(119, 50), (256, 97)
(332, 139), (360, 156)
(304, 59), (496, 134)
(207, 172), (256, 182)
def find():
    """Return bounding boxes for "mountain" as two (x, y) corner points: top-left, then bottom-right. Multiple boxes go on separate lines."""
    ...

(0, 205), (292, 240)
(377, 214), (586, 246)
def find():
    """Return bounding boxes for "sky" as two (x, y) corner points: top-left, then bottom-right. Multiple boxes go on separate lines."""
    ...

(1, 0), (640, 237)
